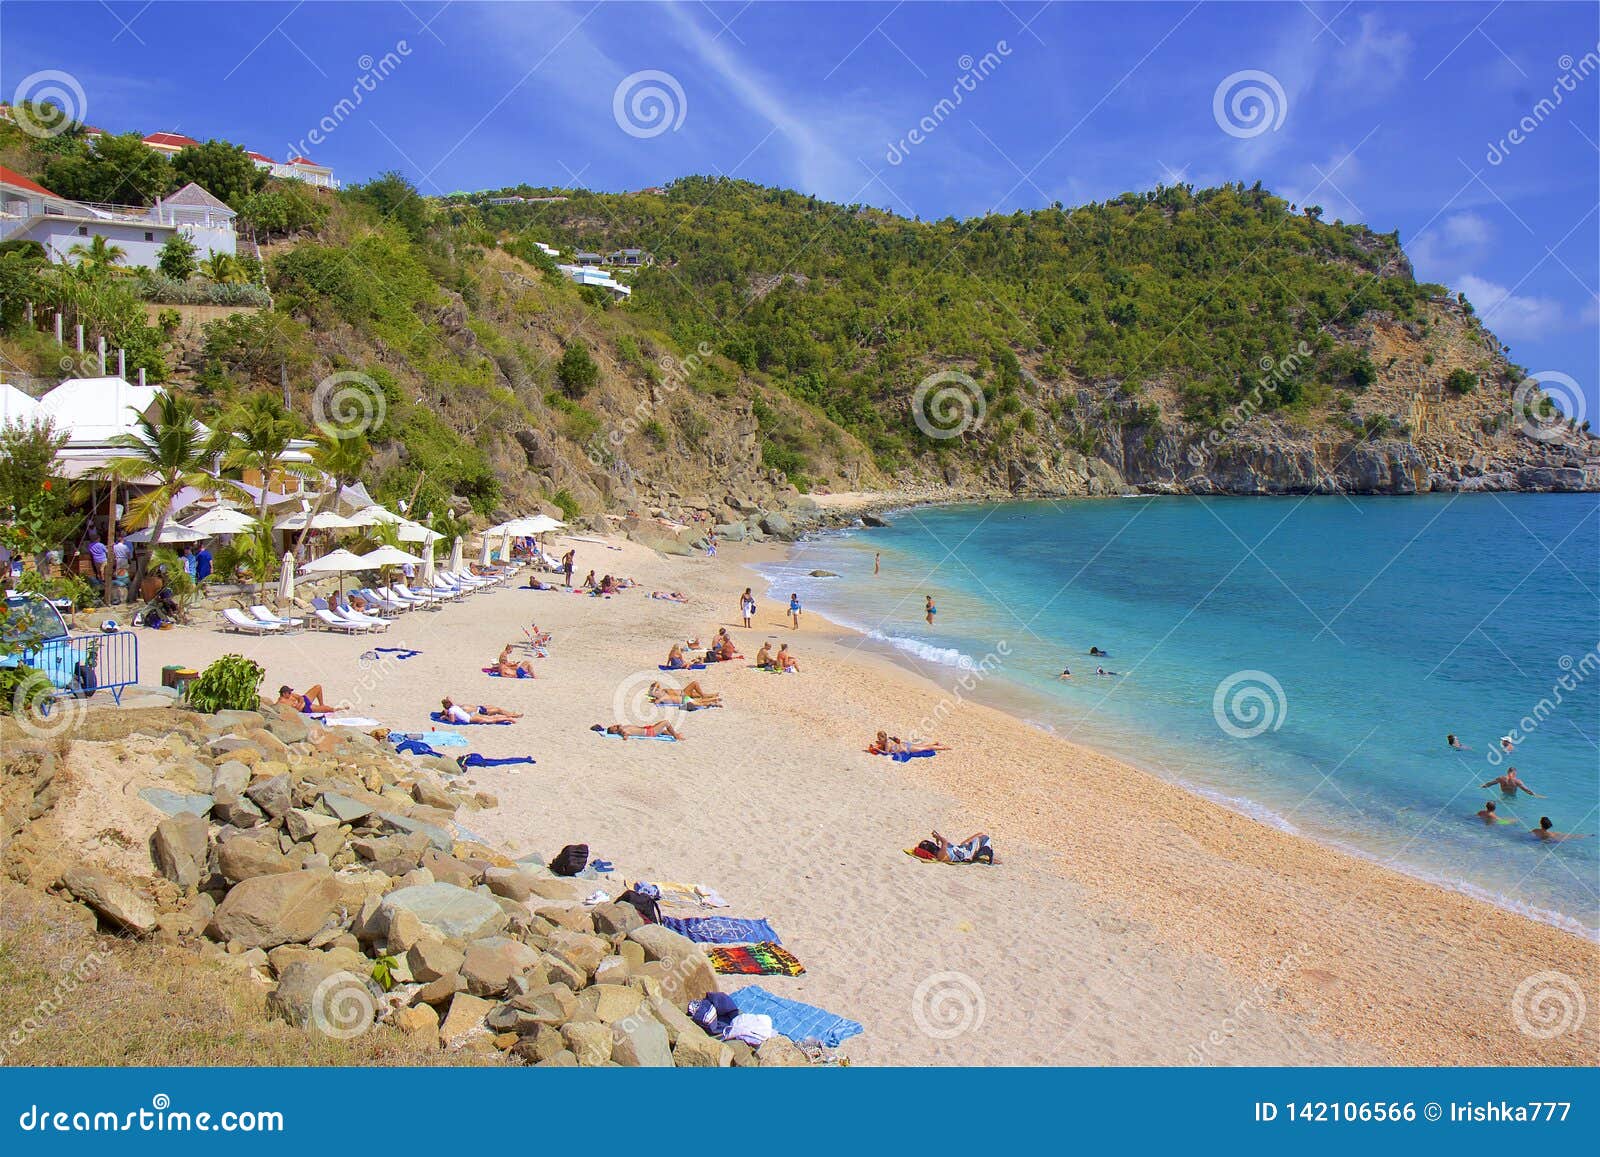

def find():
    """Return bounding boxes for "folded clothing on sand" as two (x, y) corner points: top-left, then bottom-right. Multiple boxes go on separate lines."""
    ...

(730, 985), (863, 1048)
(705, 941), (805, 976)
(661, 915), (780, 944)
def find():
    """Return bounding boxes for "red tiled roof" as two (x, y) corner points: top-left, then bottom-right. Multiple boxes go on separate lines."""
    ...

(0, 164), (59, 198)
(288, 156), (324, 166)
(246, 150), (275, 163)
(143, 131), (199, 148)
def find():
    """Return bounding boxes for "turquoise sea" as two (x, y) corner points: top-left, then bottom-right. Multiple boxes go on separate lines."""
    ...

(758, 494), (1600, 937)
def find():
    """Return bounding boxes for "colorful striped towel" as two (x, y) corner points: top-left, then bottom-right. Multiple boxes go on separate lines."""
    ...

(661, 915), (780, 944)
(730, 985), (863, 1047)
(705, 942), (805, 977)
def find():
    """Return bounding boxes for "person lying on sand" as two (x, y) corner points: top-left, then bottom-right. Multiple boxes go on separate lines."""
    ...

(441, 697), (521, 724)
(932, 830), (994, 864)
(496, 645), (536, 678)
(591, 721), (684, 741)
(1447, 733), (1469, 750)
(649, 679), (720, 706)
(1481, 768), (1541, 797)
(872, 730), (947, 756)
(278, 684), (347, 715)
(1476, 801), (1513, 825)
(652, 591), (688, 602)
(1532, 817), (1591, 842)
(776, 643), (800, 672)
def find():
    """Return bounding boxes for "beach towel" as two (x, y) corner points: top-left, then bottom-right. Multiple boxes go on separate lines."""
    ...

(457, 753), (536, 768)
(868, 747), (938, 761)
(482, 667), (534, 678)
(705, 942), (806, 977)
(394, 738), (442, 758)
(595, 730), (678, 742)
(730, 985), (863, 1048)
(650, 882), (730, 909)
(373, 646), (422, 659)
(431, 711), (512, 725)
(320, 716), (382, 728)
(660, 916), (780, 945)
(659, 663), (707, 671)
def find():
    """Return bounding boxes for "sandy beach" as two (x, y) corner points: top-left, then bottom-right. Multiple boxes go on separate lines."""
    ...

(132, 533), (1598, 1066)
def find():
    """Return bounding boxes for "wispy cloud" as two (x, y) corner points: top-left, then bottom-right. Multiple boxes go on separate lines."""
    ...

(1457, 272), (1572, 340)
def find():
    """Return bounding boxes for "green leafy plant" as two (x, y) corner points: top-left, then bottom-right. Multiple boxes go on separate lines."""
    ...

(185, 653), (265, 713)
(370, 954), (399, 992)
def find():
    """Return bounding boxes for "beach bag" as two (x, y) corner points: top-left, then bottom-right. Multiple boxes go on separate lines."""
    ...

(69, 660), (98, 698)
(614, 886), (661, 924)
(548, 843), (589, 877)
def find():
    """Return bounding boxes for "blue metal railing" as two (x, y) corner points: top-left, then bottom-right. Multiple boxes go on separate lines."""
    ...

(16, 631), (140, 708)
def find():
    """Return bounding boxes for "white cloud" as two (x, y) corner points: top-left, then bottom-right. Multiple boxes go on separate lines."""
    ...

(1410, 211), (1493, 270)
(1456, 274), (1569, 340)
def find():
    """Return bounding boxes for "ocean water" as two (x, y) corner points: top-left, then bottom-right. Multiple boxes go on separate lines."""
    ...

(758, 494), (1600, 937)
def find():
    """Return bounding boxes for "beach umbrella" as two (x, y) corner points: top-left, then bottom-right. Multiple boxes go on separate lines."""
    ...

(185, 506), (257, 535)
(302, 548), (367, 597)
(277, 552), (295, 604)
(500, 528), (512, 561)
(448, 536), (463, 575)
(396, 521), (440, 544)
(357, 546), (423, 568)
(420, 545), (436, 587)
(126, 523), (207, 544)
(276, 509), (358, 532)
(523, 514), (565, 534)
(345, 505), (405, 527)
(479, 536), (493, 567)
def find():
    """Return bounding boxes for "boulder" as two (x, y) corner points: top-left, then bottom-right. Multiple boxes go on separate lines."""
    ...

(206, 868), (343, 949)
(547, 929), (610, 977)
(611, 1017), (673, 1067)
(561, 1020), (613, 1066)
(211, 788), (264, 828)
(320, 792), (373, 824)
(461, 937), (542, 997)
(211, 760), (251, 797)
(627, 924), (719, 1002)
(758, 513), (794, 538)
(406, 939), (465, 984)
(138, 787), (213, 817)
(578, 983), (644, 1024)
(590, 901), (646, 936)
(439, 992), (495, 1049)
(412, 779), (455, 811)
(506, 983), (577, 1027)
(673, 1032), (733, 1067)
(756, 1035), (809, 1066)
(284, 808), (339, 843)
(647, 995), (704, 1045)
(420, 849), (476, 889)
(216, 835), (294, 883)
(151, 812), (209, 890)
(244, 774), (292, 820)
(482, 867), (540, 903)
(60, 865), (157, 935)
(392, 1003), (439, 1040)
(375, 811), (453, 853)
(268, 958), (375, 1035)
(377, 882), (508, 943)
(535, 905), (594, 933)
(414, 973), (466, 1007)
(265, 712), (311, 744)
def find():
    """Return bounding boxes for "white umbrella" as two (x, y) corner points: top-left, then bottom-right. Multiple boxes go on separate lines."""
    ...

(499, 528), (512, 561)
(358, 546), (423, 568)
(302, 548), (367, 597)
(275, 510), (358, 531)
(478, 536), (492, 567)
(277, 552), (295, 604)
(523, 514), (565, 533)
(448, 536), (463, 574)
(419, 545), (436, 587)
(345, 505), (406, 527)
(185, 506), (257, 535)
(396, 521), (440, 544)
(126, 524), (207, 543)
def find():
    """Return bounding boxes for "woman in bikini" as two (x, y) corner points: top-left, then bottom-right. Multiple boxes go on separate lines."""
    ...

(925, 596), (937, 626)
(776, 643), (800, 672)
(664, 643), (692, 669)
(872, 730), (947, 756)
(441, 697), (521, 723)
(593, 721), (684, 741)
(649, 680), (721, 707)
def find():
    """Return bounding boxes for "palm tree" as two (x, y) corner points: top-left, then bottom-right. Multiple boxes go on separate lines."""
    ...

(294, 430), (371, 564)
(220, 393), (308, 522)
(66, 235), (127, 278)
(86, 392), (238, 596)
(198, 252), (244, 284)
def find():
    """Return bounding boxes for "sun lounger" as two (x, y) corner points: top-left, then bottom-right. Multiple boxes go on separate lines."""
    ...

(314, 608), (373, 633)
(336, 607), (390, 630)
(391, 584), (443, 606)
(223, 607), (280, 634)
(384, 585), (433, 608)
(248, 605), (303, 629)
(355, 588), (408, 614)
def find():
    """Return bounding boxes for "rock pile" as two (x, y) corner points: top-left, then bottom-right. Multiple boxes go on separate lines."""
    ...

(38, 704), (810, 1066)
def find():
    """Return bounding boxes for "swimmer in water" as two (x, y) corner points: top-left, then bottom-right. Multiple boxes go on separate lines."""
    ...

(1058, 668), (1072, 679)
(1476, 800), (1513, 825)
(1532, 817), (1591, 842)
(925, 596), (937, 626)
(1095, 666), (1120, 676)
(1089, 647), (1107, 657)
(1480, 768), (1542, 798)
(1499, 736), (1515, 755)
(1447, 733), (1469, 751)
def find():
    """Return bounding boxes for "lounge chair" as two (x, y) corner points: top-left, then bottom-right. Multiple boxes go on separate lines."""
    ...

(249, 605), (304, 629)
(336, 606), (390, 631)
(223, 607), (281, 634)
(356, 588), (408, 614)
(389, 584), (440, 606)
(314, 608), (373, 633)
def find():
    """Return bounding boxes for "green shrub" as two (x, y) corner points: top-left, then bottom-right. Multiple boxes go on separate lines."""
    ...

(1444, 368), (1477, 395)
(186, 654), (265, 714)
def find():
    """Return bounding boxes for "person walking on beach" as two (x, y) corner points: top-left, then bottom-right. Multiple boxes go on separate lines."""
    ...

(561, 549), (575, 589)
(1481, 768), (1542, 798)
(925, 595), (936, 626)
(788, 592), (802, 630)
(1532, 817), (1591, 842)
(740, 587), (756, 628)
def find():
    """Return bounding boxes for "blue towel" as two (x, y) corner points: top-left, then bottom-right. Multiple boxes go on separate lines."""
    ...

(595, 730), (678, 741)
(394, 738), (441, 758)
(661, 916), (780, 944)
(730, 985), (863, 1048)
(458, 753), (536, 768)
(659, 663), (707, 671)
(876, 748), (937, 762)
(374, 646), (422, 659)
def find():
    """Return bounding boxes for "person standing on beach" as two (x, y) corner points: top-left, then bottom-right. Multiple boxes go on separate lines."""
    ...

(740, 588), (756, 628)
(561, 549), (575, 588)
(788, 592), (802, 629)
(874, 552), (880, 575)
(925, 595), (936, 626)
(1481, 768), (1542, 798)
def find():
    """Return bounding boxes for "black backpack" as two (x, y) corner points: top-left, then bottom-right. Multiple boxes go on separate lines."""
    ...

(70, 660), (98, 698)
(614, 887), (662, 924)
(548, 843), (589, 877)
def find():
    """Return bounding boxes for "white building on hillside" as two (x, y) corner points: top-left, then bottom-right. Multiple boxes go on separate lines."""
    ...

(556, 263), (631, 300)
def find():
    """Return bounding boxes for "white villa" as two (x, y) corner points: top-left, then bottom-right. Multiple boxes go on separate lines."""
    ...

(557, 263), (631, 299)
(0, 165), (237, 269)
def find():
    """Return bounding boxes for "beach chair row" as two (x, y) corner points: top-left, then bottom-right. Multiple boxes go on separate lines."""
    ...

(219, 566), (521, 636)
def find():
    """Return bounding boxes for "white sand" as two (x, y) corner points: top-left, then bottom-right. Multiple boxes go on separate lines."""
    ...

(133, 533), (1596, 1065)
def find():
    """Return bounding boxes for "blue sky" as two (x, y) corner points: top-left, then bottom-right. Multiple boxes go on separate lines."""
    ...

(4, 1), (1597, 413)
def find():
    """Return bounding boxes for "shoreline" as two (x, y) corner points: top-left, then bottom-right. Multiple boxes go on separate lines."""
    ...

(127, 531), (1597, 1065)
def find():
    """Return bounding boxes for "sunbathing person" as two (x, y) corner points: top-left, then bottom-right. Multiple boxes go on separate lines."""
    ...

(652, 590), (689, 602)
(581, 570), (598, 589)
(776, 643), (800, 672)
(932, 830), (994, 864)
(496, 645), (537, 678)
(277, 684), (346, 715)
(706, 629), (742, 662)
(664, 643), (696, 670)
(872, 730), (947, 755)
(440, 697), (521, 724)
(591, 721), (684, 741)
(754, 642), (776, 670)
(599, 574), (617, 594)
(649, 680), (721, 706)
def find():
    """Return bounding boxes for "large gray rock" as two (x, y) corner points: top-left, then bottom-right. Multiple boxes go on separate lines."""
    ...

(481, 866), (540, 903)
(285, 808), (340, 843)
(267, 958), (376, 1036)
(406, 939), (465, 984)
(378, 882), (507, 943)
(211, 787), (264, 828)
(626, 924), (718, 1002)
(138, 787), (213, 817)
(375, 811), (453, 853)
(61, 865), (158, 935)
(211, 760), (250, 797)
(244, 774), (292, 819)
(217, 834), (294, 883)
(758, 512), (794, 538)
(207, 868), (343, 949)
(611, 1017), (673, 1067)
(151, 812), (209, 890)
(461, 937), (542, 997)
(321, 792), (373, 824)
